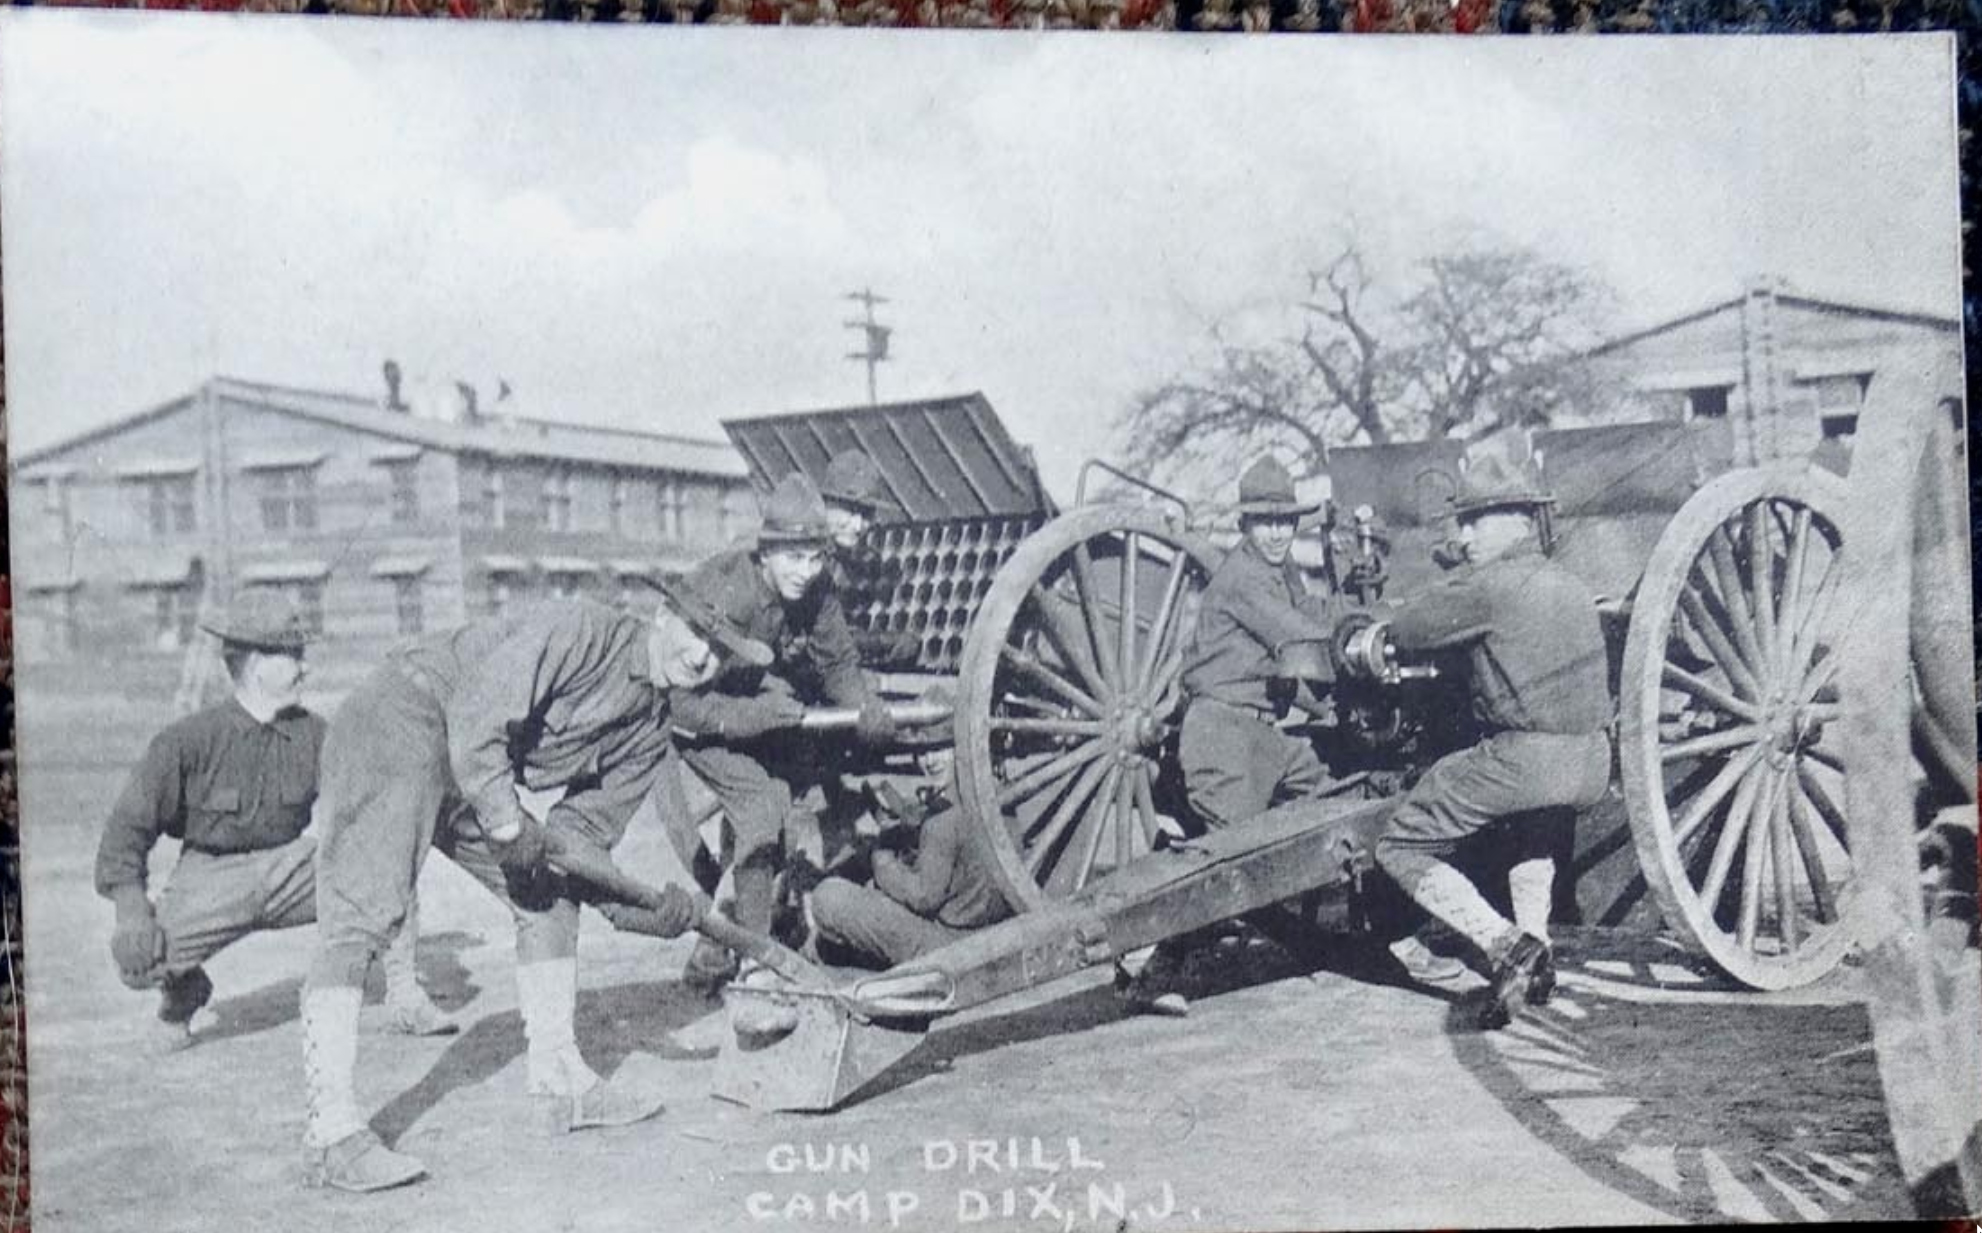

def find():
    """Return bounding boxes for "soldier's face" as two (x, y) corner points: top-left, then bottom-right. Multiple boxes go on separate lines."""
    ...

(762, 547), (827, 602)
(1243, 515), (1298, 565)
(650, 609), (720, 689)
(246, 649), (307, 709)
(825, 504), (869, 552)
(1459, 510), (1534, 562)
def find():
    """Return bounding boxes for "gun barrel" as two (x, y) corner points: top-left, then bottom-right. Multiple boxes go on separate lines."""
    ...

(798, 702), (953, 731)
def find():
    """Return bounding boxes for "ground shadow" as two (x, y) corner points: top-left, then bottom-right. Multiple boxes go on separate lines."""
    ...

(191, 929), (486, 1049)
(368, 977), (722, 1146)
(1445, 929), (1914, 1222)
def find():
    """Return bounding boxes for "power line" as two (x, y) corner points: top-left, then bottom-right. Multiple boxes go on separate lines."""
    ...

(843, 288), (892, 406)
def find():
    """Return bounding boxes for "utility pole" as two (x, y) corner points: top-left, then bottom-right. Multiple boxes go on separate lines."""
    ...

(843, 288), (891, 406)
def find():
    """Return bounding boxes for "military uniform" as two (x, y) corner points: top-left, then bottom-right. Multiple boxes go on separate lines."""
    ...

(1177, 458), (1341, 830)
(1368, 441), (1611, 1028)
(97, 591), (443, 1045)
(302, 597), (716, 1192)
(96, 700), (323, 1023)
(809, 807), (1011, 967)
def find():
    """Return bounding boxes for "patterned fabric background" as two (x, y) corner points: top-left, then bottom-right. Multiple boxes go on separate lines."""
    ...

(0, 8), (1974, 1230)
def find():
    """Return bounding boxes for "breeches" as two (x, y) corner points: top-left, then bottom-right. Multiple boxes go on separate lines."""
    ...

(1375, 730), (1611, 888)
(1180, 698), (1333, 831)
(156, 834), (316, 976)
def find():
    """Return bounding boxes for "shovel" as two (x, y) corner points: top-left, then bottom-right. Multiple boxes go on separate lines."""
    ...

(541, 831), (930, 1110)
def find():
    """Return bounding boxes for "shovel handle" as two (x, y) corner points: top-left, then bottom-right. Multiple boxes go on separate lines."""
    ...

(542, 832), (830, 990)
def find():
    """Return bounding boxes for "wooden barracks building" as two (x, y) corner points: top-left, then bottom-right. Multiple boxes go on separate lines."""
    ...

(9, 373), (757, 700)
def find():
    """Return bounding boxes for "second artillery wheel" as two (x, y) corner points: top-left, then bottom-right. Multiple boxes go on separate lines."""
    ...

(953, 504), (1220, 911)
(1618, 465), (1857, 990)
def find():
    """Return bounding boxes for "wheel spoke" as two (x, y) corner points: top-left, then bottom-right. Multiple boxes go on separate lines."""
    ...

(1747, 501), (1779, 676)
(1794, 763), (1849, 849)
(1800, 741), (1843, 775)
(1670, 744), (1767, 851)
(1058, 762), (1122, 894)
(1026, 754), (1115, 879)
(1678, 586), (1763, 701)
(1118, 532), (1139, 700)
(1775, 507), (1814, 681)
(997, 737), (1106, 808)
(1661, 723), (1765, 763)
(1783, 775), (1838, 923)
(1736, 773), (1777, 952)
(1769, 770), (1800, 951)
(1137, 551), (1191, 694)
(1030, 585), (1114, 704)
(988, 716), (1106, 738)
(1131, 763), (1162, 849)
(999, 644), (1104, 718)
(1113, 759), (1137, 870)
(1699, 758), (1767, 910)
(1663, 662), (1763, 722)
(1782, 558), (1841, 680)
(1706, 525), (1770, 687)
(1070, 541), (1120, 693)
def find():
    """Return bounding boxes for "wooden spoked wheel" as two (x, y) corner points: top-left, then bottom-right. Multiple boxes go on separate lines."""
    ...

(1619, 467), (1857, 990)
(1835, 353), (1980, 1209)
(954, 505), (1219, 910)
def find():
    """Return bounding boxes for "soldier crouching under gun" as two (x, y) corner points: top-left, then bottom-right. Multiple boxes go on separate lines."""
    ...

(1333, 440), (1612, 1031)
(669, 472), (903, 994)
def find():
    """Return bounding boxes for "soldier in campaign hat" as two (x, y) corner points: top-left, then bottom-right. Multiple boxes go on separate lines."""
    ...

(95, 589), (454, 1056)
(298, 578), (767, 1192)
(1356, 432), (1610, 1031)
(819, 449), (898, 554)
(667, 471), (901, 993)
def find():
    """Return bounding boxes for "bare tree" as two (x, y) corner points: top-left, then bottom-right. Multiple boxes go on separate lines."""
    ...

(1117, 238), (1613, 489)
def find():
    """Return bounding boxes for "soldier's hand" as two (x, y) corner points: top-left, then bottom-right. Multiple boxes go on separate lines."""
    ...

(598, 885), (702, 939)
(855, 695), (898, 746)
(109, 889), (164, 989)
(490, 814), (552, 874)
(721, 696), (807, 741)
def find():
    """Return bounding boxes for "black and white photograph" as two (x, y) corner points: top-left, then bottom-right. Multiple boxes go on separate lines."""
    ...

(1, 12), (1975, 1230)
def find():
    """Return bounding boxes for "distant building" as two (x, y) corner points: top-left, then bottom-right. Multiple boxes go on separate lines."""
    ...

(8, 374), (756, 699)
(1581, 279), (1962, 466)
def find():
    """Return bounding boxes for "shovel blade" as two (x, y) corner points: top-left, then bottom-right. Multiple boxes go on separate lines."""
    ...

(712, 986), (928, 1112)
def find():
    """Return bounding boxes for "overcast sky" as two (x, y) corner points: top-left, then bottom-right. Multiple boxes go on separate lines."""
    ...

(1, 13), (1962, 501)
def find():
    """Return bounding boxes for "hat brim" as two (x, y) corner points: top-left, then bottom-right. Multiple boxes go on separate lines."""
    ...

(200, 625), (307, 653)
(822, 491), (900, 516)
(755, 524), (834, 547)
(649, 574), (775, 669)
(1236, 499), (1323, 519)
(1453, 494), (1554, 519)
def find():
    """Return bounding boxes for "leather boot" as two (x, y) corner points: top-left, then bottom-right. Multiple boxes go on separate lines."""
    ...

(303, 1129), (427, 1193)
(1480, 932), (1551, 1030)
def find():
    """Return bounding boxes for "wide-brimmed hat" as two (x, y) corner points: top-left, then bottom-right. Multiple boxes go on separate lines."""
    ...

(1452, 445), (1554, 519)
(819, 451), (898, 515)
(650, 572), (774, 669)
(1236, 457), (1322, 519)
(754, 472), (834, 547)
(200, 588), (311, 654)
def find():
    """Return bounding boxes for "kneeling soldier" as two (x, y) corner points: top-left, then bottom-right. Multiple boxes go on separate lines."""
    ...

(299, 582), (767, 1192)
(96, 590), (451, 1053)
(1362, 442), (1612, 1030)
(806, 797), (1012, 968)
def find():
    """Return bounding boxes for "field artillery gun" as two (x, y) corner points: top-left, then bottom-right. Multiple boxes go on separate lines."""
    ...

(676, 383), (1975, 1206)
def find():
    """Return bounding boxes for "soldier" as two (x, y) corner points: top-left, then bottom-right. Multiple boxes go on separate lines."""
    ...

(96, 589), (453, 1054)
(819, 449), (897, 555)
(1177, 455), (1341, 831)
(670, 472), (898, 992)
(804, 799), (1013, 968)
(299, 580), (769, 1193)
(1359, 442), (1612, 1031)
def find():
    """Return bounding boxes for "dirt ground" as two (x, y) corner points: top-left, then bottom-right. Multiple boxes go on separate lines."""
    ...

(15, 711), (1919, 1233)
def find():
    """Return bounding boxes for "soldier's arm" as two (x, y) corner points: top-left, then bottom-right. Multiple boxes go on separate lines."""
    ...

(1227, 578), (1337, 658)
(94, 730), (185, 898)
(871, 812), (959, 915)
(1387, 576), (1494, 653)
(446, 608), (600, 841)
(807, 589), (876, 708)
